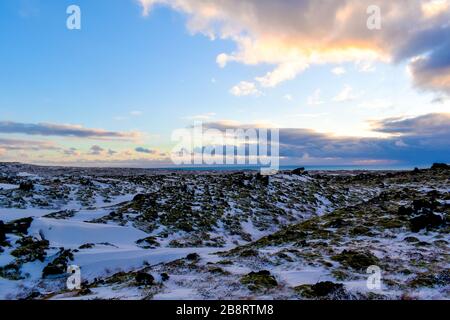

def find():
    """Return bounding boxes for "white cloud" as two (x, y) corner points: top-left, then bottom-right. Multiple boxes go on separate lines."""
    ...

(230, 81), (261, 97)
(356, 60), (376, 73)
(139, 0), (450, 96)
(255, 60), (309, 88)
(359, 99), (393, 109)
(284, 94), (293, 101)
(333, 85), (360, 102)
(184, 112), (217, 120)
(307, 89), (325, 106)
(331, 67), (346, 76)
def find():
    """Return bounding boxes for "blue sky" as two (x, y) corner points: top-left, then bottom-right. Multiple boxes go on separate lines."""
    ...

(0, 0), (449, 167)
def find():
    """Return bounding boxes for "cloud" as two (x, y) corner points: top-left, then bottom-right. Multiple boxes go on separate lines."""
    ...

(140, 0), (450, 96)
(63, 148), (80, 156)
(130, 110), (143, 116)
(355, 60), (376, 73)
(0, 138), (59, 151)
(358, 99), (393, 109)
(307, 89), (325, 106)
(0, 121), (139, 140)
(200, 112), (450, 165)
(89, 145), (105, 155)
(184, 112), (216, 121)
(230, 81), (261, 96)
(331, 67), (346, 76)
(135, 147), (156, 154)
(108, 149), (118, 156)
(371, 113), (450, 136)
(283, 94), (293, 101)
(333, 85), (360, 102)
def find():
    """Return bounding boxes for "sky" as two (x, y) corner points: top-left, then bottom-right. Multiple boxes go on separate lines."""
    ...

(0, 0), (449, 168)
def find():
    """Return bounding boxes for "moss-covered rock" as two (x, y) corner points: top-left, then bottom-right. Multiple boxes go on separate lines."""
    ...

(410, 212), (444, 232)
(42, 249), (74, 278)
(295, 281), (345, 298)
(11, 236), (49, 262)
(240, 270), (278, 291)
(136, 236), (160, 249)
(409, 270), (450, 288)
(4, 217), (33, 234)
(186, 253), (200, 261)
(0, 262), (23, 280)
(332, 250), (379, 271)
(160, 272), (170, 281)
(135, 272), (154, 286)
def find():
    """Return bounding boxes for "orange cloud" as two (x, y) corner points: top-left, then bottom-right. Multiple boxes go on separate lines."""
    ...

(139, 0), (450, 95)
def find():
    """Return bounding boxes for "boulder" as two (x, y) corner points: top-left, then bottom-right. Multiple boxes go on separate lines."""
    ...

(410, 212), (444, 232)
(132, 194), (147, 202)
(0, 220), (5, 242)
(4, 217), (33, 234)
(42, 249), (74, 278)
(186, 253), (200, 261)
(161, 273), (170, 281)
(332, 250), (379, 270)
(431, 163), (449, 170)
(412, 199), (438, 211)
(397, 206), (414, 216)
(135, 272), (154, 286)
(311, 281), (345, 297)
(19, 182), (34, 192)
(241, 270), (278, 291)
(292, 167), (306, 175)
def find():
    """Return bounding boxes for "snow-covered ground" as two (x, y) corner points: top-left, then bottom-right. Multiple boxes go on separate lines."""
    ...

(0, 163), (449, 300)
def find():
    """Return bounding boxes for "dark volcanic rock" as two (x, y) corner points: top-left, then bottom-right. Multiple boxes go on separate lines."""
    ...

(135, 272), (154, 286)
(241, 270), (278, 291)
(161, 272), (170, 281)
(186, 253), (200, 261)
(412, 199), (438, 211)
(410, 212), (444, 232)
(311, 281), (345, 297)
(136, 236), (160, 249)
(255, 173), (269, 186)
(431, 163), (449, 170)
(132, 193), (147, 202)
(292, 167), (306, 175)
(332, 250), (379, 270)
(11, 236), (49, 262)
(397, 206), (414, 216)
(295, 281), (346, 298)
(19, 181), (34, 192)
(4, 217), (33, 234)
(0, 220), (5, 242)
(42, 249), (74, 278)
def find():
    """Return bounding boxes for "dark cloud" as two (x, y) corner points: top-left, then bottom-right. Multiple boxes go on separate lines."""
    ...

(0, 138), (59, 151)
(63, 147), (79, 156)
(396, 25), (450, 95)
(202, 113), (450, 165)
(89, 145), (105, 155)
(0, 121), (139, 140)
(135, 147), (156, 154)
(372, 113), (450, 136)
